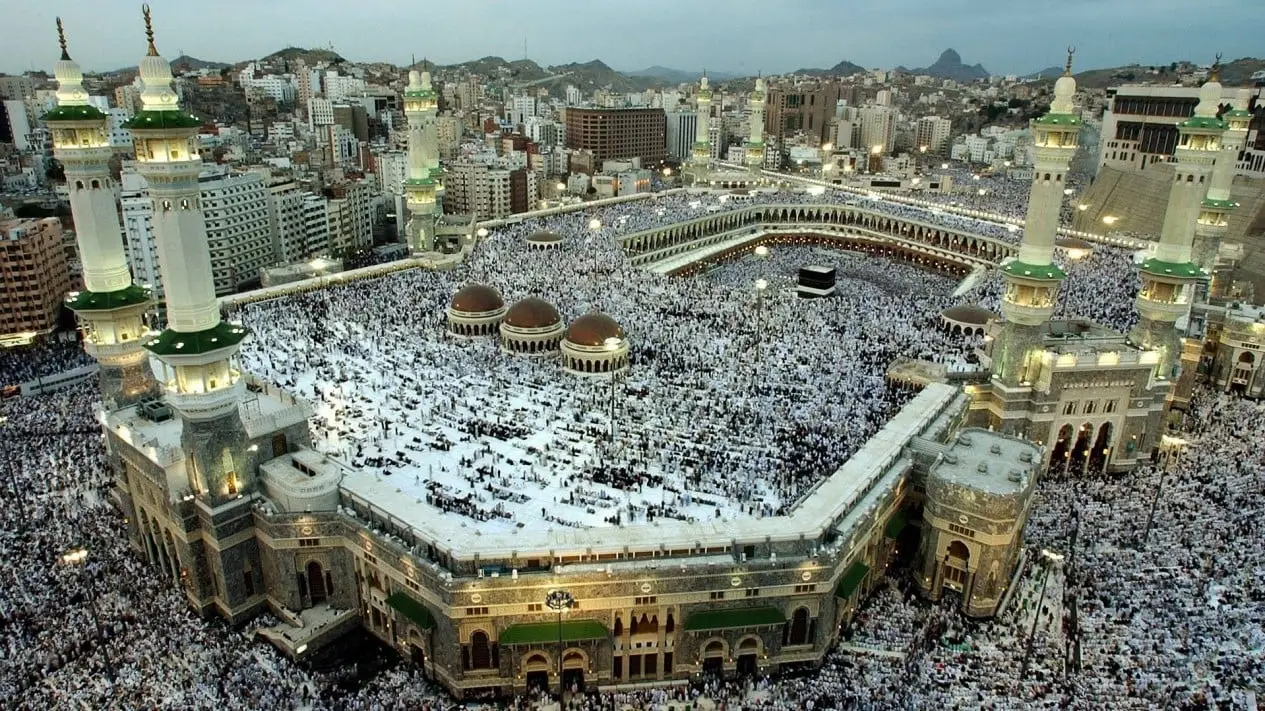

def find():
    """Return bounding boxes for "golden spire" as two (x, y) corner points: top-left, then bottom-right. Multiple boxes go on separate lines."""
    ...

(1064, 46), (1075, 77)
(143, 4), (158, 57)
(1209, 53), (1222, 82)
(56, 17), (71, 61)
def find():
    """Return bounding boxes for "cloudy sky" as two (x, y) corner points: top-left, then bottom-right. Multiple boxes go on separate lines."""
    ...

(4, 0), (1262, 76)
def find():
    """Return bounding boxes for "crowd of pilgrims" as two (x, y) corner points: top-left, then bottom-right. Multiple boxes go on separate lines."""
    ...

(2, 186), (1257, 708)
(1, 380), (1259, 709)
(232, 202), (985, 529)
(0, 337), (95, 389)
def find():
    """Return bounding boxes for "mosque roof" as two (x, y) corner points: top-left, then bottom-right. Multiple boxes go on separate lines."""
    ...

(940, 305), (994, 326)
(565, 312), (625, 347)
(41, 104), (107, 122)
(503, 297), (561, 329)
(450, 283), (504, 314)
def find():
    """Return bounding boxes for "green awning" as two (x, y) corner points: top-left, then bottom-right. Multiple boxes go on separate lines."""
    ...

(684, 606), (786, 632)
(144, 321), (249, 356)
(499, 619), (607, 645)
(385, 592), (435, 630)
(836, 561), (870, 599)
(884, 509), (910, 539)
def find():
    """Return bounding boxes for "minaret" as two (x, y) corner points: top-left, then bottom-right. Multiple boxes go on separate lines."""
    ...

(992, 50), (1080, 386)
(1192, 67), (1250, 276)
(403, 60), (442, 253)
(44, 18), (161, 410)
(746, 75), (767, 172)
(1130, 61), (1226, 381)
(689, 72), (712, 180)
(125, 6), (254, 504)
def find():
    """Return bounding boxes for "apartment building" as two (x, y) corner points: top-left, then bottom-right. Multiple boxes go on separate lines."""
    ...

(564, 108), (666, 163)
(0, 217), (69, 340)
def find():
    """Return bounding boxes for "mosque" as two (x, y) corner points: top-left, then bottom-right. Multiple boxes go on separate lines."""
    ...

(46, 11), (1246, 699)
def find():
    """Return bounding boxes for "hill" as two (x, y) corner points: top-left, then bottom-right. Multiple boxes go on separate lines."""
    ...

(263, 47), (344, 66)
(1027, 57), (1264, 89)
(1022, 66), (1065, 81)
(547, 59), (661, 92)
(626, 66), (739, 83)
(902, 49), (989, 82)
(169, 55), (229, 73)
(793, 59), (867, 77)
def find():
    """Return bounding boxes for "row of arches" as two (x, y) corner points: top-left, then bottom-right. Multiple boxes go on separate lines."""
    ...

(564, 353), (629, 374)
(71, 177), (110, 191)
(1049, 421), (1115, 473)
(674, 234), (972, 281)
(622, 205), (1015, 264)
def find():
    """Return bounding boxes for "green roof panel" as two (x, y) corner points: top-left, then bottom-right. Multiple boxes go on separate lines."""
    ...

(144, 321), (249, 357)
(1179, 115), (1227, 131)
(1201, 197), (1238, 210)
(683, 606), (786, 632)
(499, 619), (607, 645)
(1139, 258), (1203, 279)
(42, 104), (108, 122)
(1002, 260), (1067, 282)
(385, 592), (435, 630)
(123, 110), (203, 130)
(1033, 112), (1082, 126)
(835, 561), (870, 599)
(65, 284), (151, 312)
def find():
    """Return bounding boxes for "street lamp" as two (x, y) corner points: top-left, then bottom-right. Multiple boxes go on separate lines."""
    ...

(60, 547), (115, 682)
(1063, 187), (1075, 196)
(545, 589), (575, 698)
(662, 167), (672, 177)
(603, 336), (623, 441)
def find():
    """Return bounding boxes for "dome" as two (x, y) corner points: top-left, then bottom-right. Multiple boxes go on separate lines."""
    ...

(504, 297), (561, 329)
(565, 312), (625, 347)
(526, 230), (563, 244)
(450, 283), (504, 314)
(941, 305), (995, 326)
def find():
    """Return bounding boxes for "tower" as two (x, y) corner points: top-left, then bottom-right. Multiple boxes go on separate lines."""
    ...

(44, 18), (161, 410)
(1130, 63), (1226, 382)
(124, 6), (255, 505)
(1192, 71), (1250, 277)
(992, 50), (1080, 386)
(689, 73), (712, 182)
(403, 62), (443, 253)
(746, 75), (767, 172)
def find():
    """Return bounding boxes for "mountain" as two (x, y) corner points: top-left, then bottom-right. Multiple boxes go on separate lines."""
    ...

(625, 66), (739, 83)
(1022, 66), (1065, 81)
(169, 55), (229, 73)
(905, 49), (989, 82)
(1024, 57), (1264, 89)
(263, 47), (344, 66)
(545, 59), (662, 92)
(792, 59), (867, 77)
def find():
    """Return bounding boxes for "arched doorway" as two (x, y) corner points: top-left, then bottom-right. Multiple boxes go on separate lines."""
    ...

(306, 561), (327, 604)
(787, 608), (810, 645)
(1069, 422), (1094, 473)
(524, 653), (549, 691)
(1049, 424), (1074, 472)
(702, 640), (725, 676)
(1088, 422), (1113, 473)
(943, 540), (970, 590)
(1231, 351), (1255, 395)
(562, 650), (586, 692)
(736, 638), (759, 676)
(470, 630), (493, 670)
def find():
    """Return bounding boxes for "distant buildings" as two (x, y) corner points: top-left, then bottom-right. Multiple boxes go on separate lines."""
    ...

(0, 217), (69, 340)
(915, 116), (952, 156)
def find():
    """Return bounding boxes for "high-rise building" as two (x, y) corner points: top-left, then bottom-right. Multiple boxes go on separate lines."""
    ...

(0, 74), (36, 101)
(859, 105), (896, 155)
(915, 116), (952, 156)
(262, 174), (309, 265)
(1097, 83), (1259, 174)
(765, 82), (841, 146)
(2, 99), (33, 150)
(327, 180), (374, 255)
(303, 193), (331, 256)
(42, 20), (159, 406)
(0, 217), (70, 340)
(564, 108), (666, 163)
(665, 110), (698, 162)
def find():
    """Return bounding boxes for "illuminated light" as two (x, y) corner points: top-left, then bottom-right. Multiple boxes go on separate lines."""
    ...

(1102, 215), (1118, 226)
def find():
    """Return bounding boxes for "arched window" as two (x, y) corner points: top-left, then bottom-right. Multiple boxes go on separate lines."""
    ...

(665, 613), (675, 633)
(614, 617), (623, 637)
(470, 630), (492, 669)
(947, 540), (970, 561)
(788, 608), (810, 645)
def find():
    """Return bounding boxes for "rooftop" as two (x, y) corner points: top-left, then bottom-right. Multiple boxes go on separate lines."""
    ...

(930, 428), (1038, 496)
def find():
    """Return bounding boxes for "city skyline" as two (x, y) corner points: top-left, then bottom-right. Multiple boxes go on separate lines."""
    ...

(3, 0), (1262, 77)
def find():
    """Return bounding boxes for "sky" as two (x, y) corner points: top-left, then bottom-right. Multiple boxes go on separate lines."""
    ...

(3, 0), (1263, 76)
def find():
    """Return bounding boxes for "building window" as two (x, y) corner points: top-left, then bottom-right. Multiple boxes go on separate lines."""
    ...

(634, 596), (657, 606)
(1063, 401), (1077, 415)
(709, 591), (725, 600)
(745, 588), (760, 598)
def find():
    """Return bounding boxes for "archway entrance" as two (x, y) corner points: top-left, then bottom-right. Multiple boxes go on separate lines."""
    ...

(1088, 422), (1113, 473)
(1049, 424), (1073, 471)
(1231, 352), (1255, 395)
(562, 651), (585, 692)
(1069, 422), (1094, 473)
(526, 671), (549, 691)
(702, 657), (723, 676)
(736, 638), (759, 676)
(306, 561), (327, 604)
(410, 643), (425, 667)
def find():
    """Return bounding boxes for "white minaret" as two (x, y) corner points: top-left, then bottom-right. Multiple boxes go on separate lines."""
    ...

(993, 49), (1080, 386)
(746, 75), (767, 172)
(403, 61), (442, 253)
(46, 18), (160, 409)
(1193, 74), (1251, 273)
(126, 5), (254, 504)
(689, 73), (712, 178)
(1131, 60), (1226, 380)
